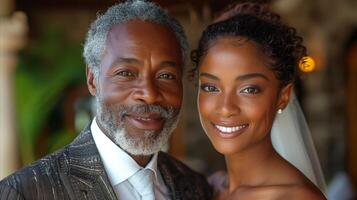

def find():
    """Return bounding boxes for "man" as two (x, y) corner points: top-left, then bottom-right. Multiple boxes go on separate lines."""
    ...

(0, 1), (212, 199)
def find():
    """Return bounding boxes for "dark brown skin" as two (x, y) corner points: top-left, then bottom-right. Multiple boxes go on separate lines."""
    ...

(86, 20), (183, 167)
(198, 37), (326, 200)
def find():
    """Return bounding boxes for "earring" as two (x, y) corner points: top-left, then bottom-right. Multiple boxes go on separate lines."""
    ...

(277, 109), (283, 114)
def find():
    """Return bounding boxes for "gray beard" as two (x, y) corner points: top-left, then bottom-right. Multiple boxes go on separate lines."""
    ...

(96, 97), (180, 156)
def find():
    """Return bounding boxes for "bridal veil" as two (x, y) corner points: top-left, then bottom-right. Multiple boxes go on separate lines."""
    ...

(271, 93), (326, 191)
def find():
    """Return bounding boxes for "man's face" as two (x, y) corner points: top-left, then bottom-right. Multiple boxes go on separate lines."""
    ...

(87, 20), (183, 155)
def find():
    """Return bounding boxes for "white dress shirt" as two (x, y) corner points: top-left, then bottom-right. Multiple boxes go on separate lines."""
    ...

(91, 118), (170, 199)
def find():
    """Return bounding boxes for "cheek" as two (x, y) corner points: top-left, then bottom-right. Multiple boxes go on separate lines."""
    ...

(157, 79), (183, 108)
(164, 85), (183, 108)
(197, 92), (215, 120)
(197, 93), (216, 141)
(99, 80), (133, 105)
(242, 96), (276, 132)
(197, 92), (221, 142)
(263, 104), (277, 129)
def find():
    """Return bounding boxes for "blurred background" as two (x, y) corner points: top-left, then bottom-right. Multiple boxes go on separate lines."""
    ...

(0, 0), (356, 198)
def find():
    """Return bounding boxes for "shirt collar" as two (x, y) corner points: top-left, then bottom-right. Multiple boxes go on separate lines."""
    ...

(91, 118), (159, 186)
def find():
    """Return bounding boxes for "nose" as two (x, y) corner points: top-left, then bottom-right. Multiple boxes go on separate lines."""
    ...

(133, 77), (163, 104)
(217, 92), (240, 118)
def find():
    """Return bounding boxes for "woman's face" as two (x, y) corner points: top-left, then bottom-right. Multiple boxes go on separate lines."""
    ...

(198, 37), (292, 155)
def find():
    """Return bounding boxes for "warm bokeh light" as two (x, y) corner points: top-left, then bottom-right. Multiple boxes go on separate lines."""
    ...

(299, 56), (316, 73)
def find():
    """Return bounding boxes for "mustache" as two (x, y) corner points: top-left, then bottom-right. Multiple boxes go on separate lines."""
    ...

(107, 104), (178, 120)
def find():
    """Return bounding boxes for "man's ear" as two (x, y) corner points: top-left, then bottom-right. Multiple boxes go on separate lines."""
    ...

(277, 83), (294, 111)
(86, 66), (97, 96)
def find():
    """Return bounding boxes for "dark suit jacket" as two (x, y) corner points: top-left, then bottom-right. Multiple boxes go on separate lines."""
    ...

(0, 125), (212, 200)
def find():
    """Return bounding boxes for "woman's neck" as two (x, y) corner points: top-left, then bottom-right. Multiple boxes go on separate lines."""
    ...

(224, 136), (280, 192)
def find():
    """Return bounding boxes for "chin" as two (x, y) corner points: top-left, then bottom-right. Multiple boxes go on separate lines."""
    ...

(114, 130), (162, 156)
(207, 135), (243, 155)
(214, 143), (241, 155)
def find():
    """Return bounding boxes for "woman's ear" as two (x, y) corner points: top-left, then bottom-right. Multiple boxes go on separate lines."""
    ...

(86, 66), (97, 96)
(277, 83), (294, 110)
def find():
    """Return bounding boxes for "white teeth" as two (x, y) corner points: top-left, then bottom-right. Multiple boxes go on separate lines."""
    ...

(215, 124), (247, 133)
(137, 117), (151, 121)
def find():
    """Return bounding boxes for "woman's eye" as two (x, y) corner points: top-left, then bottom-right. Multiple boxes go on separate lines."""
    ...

(117, 70), (134, 77)
(158, 73), (176, 80)
(240, 87), (261, 94)
(200, 84), (220, 92)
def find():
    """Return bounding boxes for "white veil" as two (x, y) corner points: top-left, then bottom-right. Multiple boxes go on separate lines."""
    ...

(271, 92), (326, 191)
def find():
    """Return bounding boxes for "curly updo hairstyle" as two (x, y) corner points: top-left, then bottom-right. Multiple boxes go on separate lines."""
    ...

(191, 2), (307, 87)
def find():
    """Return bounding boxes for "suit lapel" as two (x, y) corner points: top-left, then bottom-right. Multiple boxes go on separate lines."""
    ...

(63, 125), (118, 199)
(158, 152), (195, 200)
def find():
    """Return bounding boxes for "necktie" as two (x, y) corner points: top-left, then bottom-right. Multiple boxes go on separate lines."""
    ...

(129, 169), (155, 200)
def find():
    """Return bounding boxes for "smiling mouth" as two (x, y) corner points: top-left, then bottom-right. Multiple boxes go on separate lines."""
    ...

(132, 116), (160, 121)
(213, 124), (248, 134)
(126, 113), (164, 130)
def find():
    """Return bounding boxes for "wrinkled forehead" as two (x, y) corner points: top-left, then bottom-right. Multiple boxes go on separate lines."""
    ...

(103, 20), (183, 67)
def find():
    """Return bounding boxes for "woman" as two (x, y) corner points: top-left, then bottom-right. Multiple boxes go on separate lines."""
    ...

(192, 2), (326, 200)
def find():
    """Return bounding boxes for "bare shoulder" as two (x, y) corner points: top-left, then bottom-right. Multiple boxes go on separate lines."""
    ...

(228, 184), (326, 200)
(286, 184), (327, 200)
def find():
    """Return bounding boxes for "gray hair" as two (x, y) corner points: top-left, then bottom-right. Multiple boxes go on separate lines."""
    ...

(83, 0), (189, 78)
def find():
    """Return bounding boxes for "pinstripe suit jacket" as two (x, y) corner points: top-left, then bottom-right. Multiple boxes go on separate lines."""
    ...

(0, 125), (212, 200)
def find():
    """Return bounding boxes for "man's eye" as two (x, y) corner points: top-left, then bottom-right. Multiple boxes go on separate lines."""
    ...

(240, 87), (261, 94)
(200, 84), (219, 92)
(158, 73), (176, 80)
(117, 71), (134, 77)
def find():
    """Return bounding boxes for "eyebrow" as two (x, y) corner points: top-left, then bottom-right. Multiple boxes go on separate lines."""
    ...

(116, 58), (140, 64)
(111, 58), (178, 69)
(160, 61), (178, 68)
(235, 73), (269, 81)
(114, 57), (141, 65)
(199, 72), (219, 80)
(199, 72), (269, 81)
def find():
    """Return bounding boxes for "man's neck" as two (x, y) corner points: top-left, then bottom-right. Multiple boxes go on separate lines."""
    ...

(131, 154), (153, 167)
